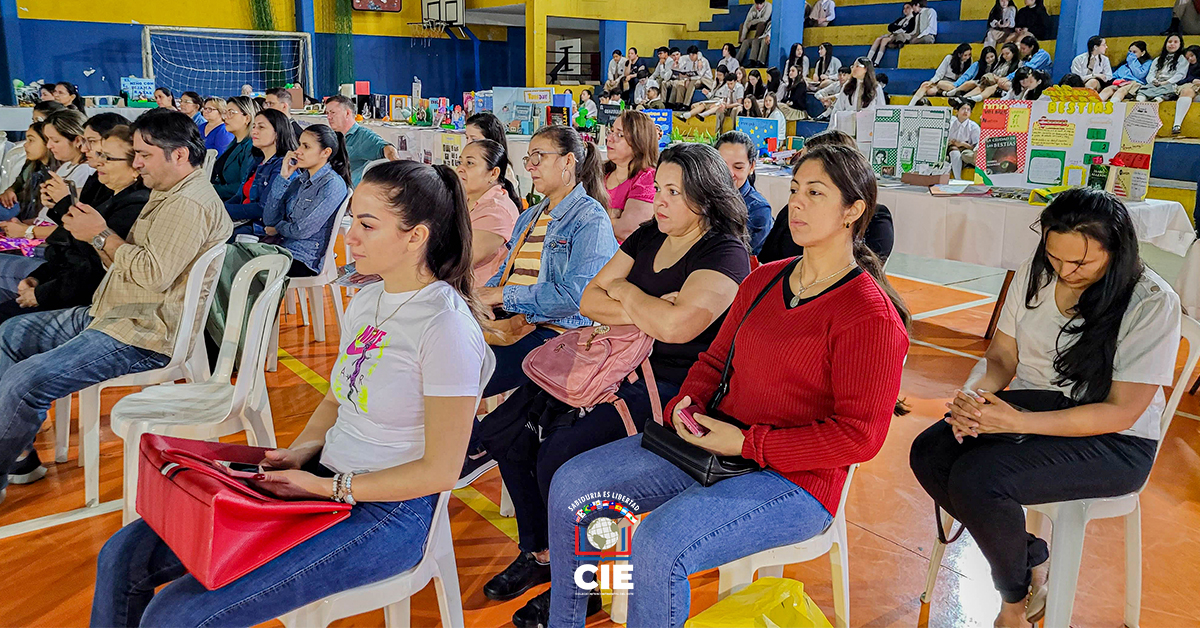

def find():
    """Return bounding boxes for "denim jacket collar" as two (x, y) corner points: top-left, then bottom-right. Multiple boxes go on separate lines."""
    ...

(544, 183), (590, 221)
(295, 162), (335, 187)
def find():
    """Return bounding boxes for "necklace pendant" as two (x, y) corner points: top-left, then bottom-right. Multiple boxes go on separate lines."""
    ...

(790, 294), (801, 308)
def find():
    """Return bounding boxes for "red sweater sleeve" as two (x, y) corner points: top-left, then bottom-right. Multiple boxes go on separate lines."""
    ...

(740, 308), (908, 471)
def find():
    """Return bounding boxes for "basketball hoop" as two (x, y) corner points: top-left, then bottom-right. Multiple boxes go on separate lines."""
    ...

(408, 20), (447, 47)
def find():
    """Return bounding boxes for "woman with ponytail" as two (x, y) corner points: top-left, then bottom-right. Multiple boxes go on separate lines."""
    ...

(53, 82), (86, 116)
(456, 139), (520, 285)
(262, 123), (350, 277)
(93, 160), (487, 627)
(544, 144), (909, 628)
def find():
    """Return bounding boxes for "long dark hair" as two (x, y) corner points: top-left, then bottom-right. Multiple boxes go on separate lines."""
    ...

(1025, 187), (1143, 404)
(466, 111), (515, 180)
(360, 160), (481, 312)
(950, 43), (973, 76)
(987, 0), (1011, 24)
(300, 123), (352, 187)
(530, 124), (609, 210)
(466, 139), (522, 210)
(1011, 66), (1048, 99)
(740, 96), (764, 118)
(816, 42), (836, 76)
(996, 43), (1022, 76)
(1157, 33), (1185, 72)
(974, 46), (999, 82)
(843, 57), (880, 109)
(656, 143), (749, 248)
(253, 109), (298, 159)
(787, 43), (804, 72)
(1127, 40), (1152, 64)
(56, 82), (86, 115)
(715, 130), (759, 188)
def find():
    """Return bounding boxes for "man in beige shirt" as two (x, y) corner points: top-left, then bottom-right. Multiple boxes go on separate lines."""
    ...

(0, 110), (232, 500)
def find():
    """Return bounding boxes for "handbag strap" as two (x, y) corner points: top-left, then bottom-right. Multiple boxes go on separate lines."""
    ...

(498, 207), (546, 288)
(709, 259), (797, 412)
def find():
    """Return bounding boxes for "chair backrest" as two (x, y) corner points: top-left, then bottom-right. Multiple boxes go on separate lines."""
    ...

(1150, 315), (1200, 471)
(231, 271), (289, 420)
(166, 243), (228, 369)
(361, 158), (390, 178)
(212, 253), (291, 382)
(834, 463), (858, 520)
(314, 189), (353, 280)
(0, 143), (26, 192)
(202, 149), (218, 179)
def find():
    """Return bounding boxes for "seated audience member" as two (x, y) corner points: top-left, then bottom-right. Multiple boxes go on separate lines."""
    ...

(5, 109), (98, 248)
(91, 160), (486, 627)
(637, 85), (666, 111)
(1170, 46), (1200, 133)
(738, 0), (773, 66)
(1003, 67), (1051, 100)
(545, 144), (909, 628)
(210, 96), (261, 201)
(1121, 34), (1187, 103)
(807, 0), (836, 27)
(483, 143), (751, 627)
(878, 71), (891, 100)
(829, 58), (886, 132)
(894, 0), (937, 47)
(465, 112), (523, 198)
(983, 0), (1017, 47)
(31, 100), (65, 123)
(54, 82), (86, 116)
(0, 122), (59, 222)
(226, 108), (297, 230)
(262, 124), (351, 277)
(678, 72), (744, 128)
(1014, 0), (1052, 41)
(456, 139), (520, 284)
(663, 48), (688, 106)
(869, 1), (917, 65)
(153, 87), (176, 111)
(716, 131), (773, 256)
(778, 64), (812, 119)
(911, 187), (1180, 628)
(199, 97), (235, 155)
(631, 66), (653, 107)
(324, 94), (398, 186)
(910, 43), (973, 104)
(720, 43), (742, 79)
(994, 35), (1053, 94)
(1058, 73), (1086, 87)
(650, 47), (674, 88)
(784, 43), (810, 82)
(459, 125), (617, 482)
(731, 94), (764, 125)
(1071, 36), (1114, 91)
(620, 48), (647, 103)
(762, 93), (789, 144)
(1166, 0), (1200, 36)
(39, 84), (55, 102)
(605, 111), (659, 240)
(809, 42), (843, 90)
(760, 129), (894, 263)
(948, 98), (981, 179)
(0, 110), (233, 503)
(604, 49), (627, 95)
(745, 69), (768, 100)
(958, 43), (1020, 101)
(265, 86), (305, 140)
(179, 92), (205, 127)
(578, 88), (598, 122)
(1100, 41), (1153, 102)
(685, 46), (716, 106)
(946, 45), (1000, 97)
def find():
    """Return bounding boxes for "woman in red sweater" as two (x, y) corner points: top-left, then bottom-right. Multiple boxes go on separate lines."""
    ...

(543, 145), (910, 627)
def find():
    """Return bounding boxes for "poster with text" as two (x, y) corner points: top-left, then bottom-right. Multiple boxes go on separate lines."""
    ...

(975, 99), (1032, 187)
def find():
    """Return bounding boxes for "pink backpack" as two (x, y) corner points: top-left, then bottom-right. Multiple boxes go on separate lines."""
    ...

(522, 324), (662, 436)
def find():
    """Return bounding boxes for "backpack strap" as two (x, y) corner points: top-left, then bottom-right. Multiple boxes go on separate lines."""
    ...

(613, 359), (663, 437)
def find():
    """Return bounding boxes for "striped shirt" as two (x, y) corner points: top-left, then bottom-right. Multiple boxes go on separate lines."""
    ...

(506, 209), (552, 286)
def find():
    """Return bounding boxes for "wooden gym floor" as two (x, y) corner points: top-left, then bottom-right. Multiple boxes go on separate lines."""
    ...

(0, 255), (1198, 628)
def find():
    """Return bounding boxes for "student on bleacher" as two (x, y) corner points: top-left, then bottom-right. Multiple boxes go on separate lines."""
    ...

(868, 1), (917, 66)
(210, 95), (260, 201)
(716, 131), (773, 255)
(1071, 36), (1114, 92)
(225, 108), (297, 233)
(664, 48), (694, 107)
(746, 69), (768, 100)
(1165, 0), (1200, 36)
(759, 129), (894, 264)
(621, 48), (648, 104)
(1002, 67), (1051, 100)
(737, 0), (773, 67)
(605, 111), (659, 240)
(0, 110), (232, 507)
(809, 42), (843, 91)
(777, 64), (812, 119)
(651, 46), (674, 87)
(1099, 41), (1153, 102)
(324, 95), (399, 187)
(911, 187), (1180, 628)
(945, 46), (999, 97)
(544, 144), (909, 628)
(957, 43), (1021, 101)
(91, 159), (486, 627)
(909, 43), (974, 105)
(1131, 34), (1188, 102)
(815, 66), (852, 120)
(604, 49), (627, 95)
(762, 93), (789, 143)
(0, 122), (58, 221)
(1170, 46), (1200, 133)
(983, 0), (1017, 47)
(806, 0), (836, 27)
(262, 123), (351, 278)
(895, 0), (937, 47)
(153, 87), (175, 111)
(265, 87), (306, 141)
(994, 35), (1053, 95)
(482, 144), (751, 628)
(1014, 0), (1052, 42)
(638, 85), (667, 110)
(678, 72), (744, 128)
(179, 92), (205, 127)
(947, 98), (981, 179)
(53, 82), (86, 116)
(785, 43), (810, 81)
(829, 58), (886, 132)
(199, 97), (234, 155)
(457, 139), (520, 284)
(732, 94), (764, 126)
(631, 66), (653, 107)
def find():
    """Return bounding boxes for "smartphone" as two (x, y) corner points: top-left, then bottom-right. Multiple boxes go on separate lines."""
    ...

(677, 405), (710, 437)
(66, 181), (79, 207)
(216, 461), (263, 475)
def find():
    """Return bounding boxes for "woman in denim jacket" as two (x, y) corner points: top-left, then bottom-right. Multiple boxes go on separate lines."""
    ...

(226, 109), (296, 234)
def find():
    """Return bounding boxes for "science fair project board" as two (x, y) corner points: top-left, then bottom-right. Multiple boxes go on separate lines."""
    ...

(868, 106), (952, 177)
(493, 87), (554, 134)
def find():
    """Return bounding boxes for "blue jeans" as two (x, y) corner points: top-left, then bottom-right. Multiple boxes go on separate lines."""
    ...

(0, 306), (169, 488)
(547, 434), (834, 628)
(0, 254), (46, 302)
(483, 326), (559, 398)
(90, 494), (436, 627)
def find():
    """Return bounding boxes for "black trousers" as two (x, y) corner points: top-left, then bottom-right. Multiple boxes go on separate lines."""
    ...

(909, 421), (1156, 603)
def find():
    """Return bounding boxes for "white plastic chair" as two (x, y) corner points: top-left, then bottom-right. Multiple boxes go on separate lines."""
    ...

(109, 254), (291, 523)
(920, 315), (1200, 628)
(608, 464), (858, 627)
(336, 159), (388, 304)
(202, 149), (218, 180)
(0, 142), (26, 193)
(54, 243), (226, 507)
(277, 347), (496, 628)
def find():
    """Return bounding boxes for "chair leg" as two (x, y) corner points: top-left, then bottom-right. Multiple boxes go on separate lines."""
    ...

(285, 288), (296, 315)
(122, 424), (144, 525)
(921, 510), (954, 604)
(382, 598), (411, 628)
(830, 524), (850, 628)
(310, 286), (326, 342)
(499, 481), (515, 517)
(54, 395), (72, 463)
(1043, 504), (1089, 628)
(298, 287), (311, 327)
(331, 284), (346, 337)
(1124, 502), (1142, 628)
(432, 525), (466, 628)
(757, 565), (785, 579)
(79, 386), (101, 507)
(717, 559), (756, 601)
(267, 310), (281, 373)
(610, 591), (629, 625)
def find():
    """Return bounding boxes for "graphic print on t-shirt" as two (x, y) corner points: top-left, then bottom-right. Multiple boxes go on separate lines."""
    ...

(334, 323), (389, 412)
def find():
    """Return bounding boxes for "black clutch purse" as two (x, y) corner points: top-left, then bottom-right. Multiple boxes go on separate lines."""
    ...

(641, 262), (795, 486)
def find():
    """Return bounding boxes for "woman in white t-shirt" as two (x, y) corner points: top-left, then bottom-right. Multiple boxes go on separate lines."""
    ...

(92, 160), (489, 627)
(910, 187), (1181, 628)
(36, 109), (94, 234)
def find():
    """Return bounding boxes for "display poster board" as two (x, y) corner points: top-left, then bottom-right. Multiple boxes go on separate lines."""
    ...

(869, 106), (951, 177)
(645, 109), (673, 148)
(736, 117), (781, 152)
(440, 133), (465, 167)
(493, 87), (554, 134)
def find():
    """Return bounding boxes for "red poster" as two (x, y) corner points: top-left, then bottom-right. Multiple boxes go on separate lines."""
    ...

(353, 0), (403, 11)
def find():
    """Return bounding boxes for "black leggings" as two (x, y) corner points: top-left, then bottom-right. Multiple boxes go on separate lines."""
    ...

(909, 420), (1156, 603)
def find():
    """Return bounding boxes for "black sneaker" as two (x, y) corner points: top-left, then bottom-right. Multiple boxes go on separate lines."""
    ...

(455, 450), (495, 490)
(8, 450), (46, 485)
(512, 588), (602, 628)
(484, 552), (551, 601)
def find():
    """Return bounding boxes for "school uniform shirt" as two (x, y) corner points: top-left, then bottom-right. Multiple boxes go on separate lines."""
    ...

(1146, 55), (1188, 85)
(580, 99), (598, 119)
(930, 54), (965, 83)
(1113, 53), (1153, 84)
(949, 117), (980, 148)
(991, 5), (1016, 28)
(1071, 53), (1113, 82)
(997, 257), (1181, 441)
(888, 12), (916, 33)
(322, 280), (486, 474)
(816, 56), (843, 80)
(344, 123), (392, 187)
(830, 83), (886, 115)
(608, 57), (626, 83)
(785, 56), (811, 83)
(743, 1), (773, 34)
(711, 82), (746, 105)
(671, 56), (695, 79)
(815, 80), (843, 100)
(693, 56), (714, 86)
(1007, 48), (1053, 81)
(916, 7), (938, 39)
(721, 55), (741, 76)
(809, 0), (836, 23)
(652, 58), (674, 84)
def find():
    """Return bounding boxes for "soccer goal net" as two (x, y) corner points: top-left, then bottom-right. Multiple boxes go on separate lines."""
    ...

(142, 26), (314, 99)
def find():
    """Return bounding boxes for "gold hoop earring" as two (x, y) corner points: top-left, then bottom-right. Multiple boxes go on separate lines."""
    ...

(561, 168), (570, 185)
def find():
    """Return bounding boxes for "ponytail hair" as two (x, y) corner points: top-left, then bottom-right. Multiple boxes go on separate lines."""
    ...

(301, 123), (352, 187)
(56, 82), (86, 116)
(360, 160), (483, 317)
(468, 138), (522, 210)
(531, 124), (609, 209)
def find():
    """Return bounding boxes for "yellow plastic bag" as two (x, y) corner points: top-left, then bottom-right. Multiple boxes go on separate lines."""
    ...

(685, 578), (833, 628)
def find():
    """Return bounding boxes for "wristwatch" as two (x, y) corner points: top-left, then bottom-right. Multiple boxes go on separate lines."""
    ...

(91, 228), (114, 251)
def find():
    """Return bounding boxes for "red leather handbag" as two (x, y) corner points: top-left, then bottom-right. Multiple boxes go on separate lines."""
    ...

(136, 433), (352, 590)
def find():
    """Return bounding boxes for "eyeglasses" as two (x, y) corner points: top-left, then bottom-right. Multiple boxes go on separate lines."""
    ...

(608, 130), (626, 142)
(95, 152), (133, 164)
(201, 106), (219, 113)
(522, 150), (568, 167)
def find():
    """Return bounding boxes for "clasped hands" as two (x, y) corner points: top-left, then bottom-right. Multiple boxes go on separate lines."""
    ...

(944, 389), (1026, 444)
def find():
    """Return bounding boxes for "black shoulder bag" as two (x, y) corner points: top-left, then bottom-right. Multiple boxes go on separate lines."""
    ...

(641, 260), (796, 486)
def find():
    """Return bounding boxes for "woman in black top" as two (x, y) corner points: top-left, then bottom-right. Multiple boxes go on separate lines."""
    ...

(475, 143), (752, 628)
(1014, 0), (1052, 42)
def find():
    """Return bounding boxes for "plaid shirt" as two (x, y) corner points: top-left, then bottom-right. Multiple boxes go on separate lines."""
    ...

(88, 169), (233, 356)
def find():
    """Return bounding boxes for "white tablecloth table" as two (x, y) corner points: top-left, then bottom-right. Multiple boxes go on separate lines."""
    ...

(0, 106), (150, 131)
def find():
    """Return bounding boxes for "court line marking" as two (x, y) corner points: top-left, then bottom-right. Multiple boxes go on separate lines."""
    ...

(909, 338), (983, 361)
(0, 500), (121, 540)
(911, 297), (997, 321)
(887, 271), (1000, 298)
